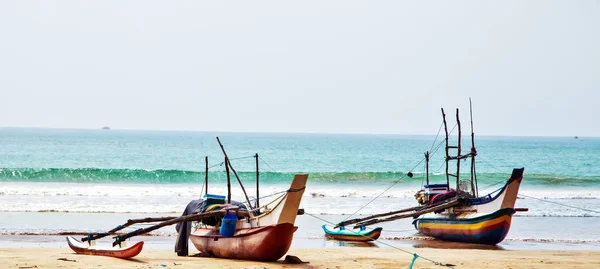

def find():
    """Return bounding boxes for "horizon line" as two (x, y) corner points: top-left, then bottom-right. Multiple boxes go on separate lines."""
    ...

(0, 126), (595, 138)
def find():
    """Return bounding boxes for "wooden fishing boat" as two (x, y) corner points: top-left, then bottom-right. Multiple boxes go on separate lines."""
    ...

(334, 101), (526, 245)
(72, 138), (309, 262)
(322, 225), (382, 242)
(413, 168), (523, 244)
(189, 173), (308, 261)
(411, 103), (525, 245)
(66, 236), (143, 259)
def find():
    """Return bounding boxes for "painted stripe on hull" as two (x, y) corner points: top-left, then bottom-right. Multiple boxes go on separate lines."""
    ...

(416, 209), (514, 245)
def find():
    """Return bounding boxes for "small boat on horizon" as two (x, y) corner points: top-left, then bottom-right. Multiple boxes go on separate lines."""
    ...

(101, 126), (110, 130)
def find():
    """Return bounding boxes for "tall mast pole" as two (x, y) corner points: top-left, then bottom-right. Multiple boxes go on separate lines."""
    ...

(470, 98), (478, 196)
(225, 157), (231, 204)
(255, 153), (259, 208)
(205, 156), (208, 196)
(441, 108), (450, 188)
(456, 109), (462, 191)
(216, 137), (253, 209)
(425, 151), (430, 185)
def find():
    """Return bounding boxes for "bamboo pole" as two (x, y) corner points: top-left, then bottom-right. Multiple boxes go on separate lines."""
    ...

(255, 153), (259, 208)
(226, 157), (231, 204)
(441, 108), (449, 187)
(82, 216), (178, 242)
(216, 137), (253, 209)
(469, 98), (478, 196)
(335, 205), (425, 228)
(425, 151), (430, 185)
(456, 109), (462, 191)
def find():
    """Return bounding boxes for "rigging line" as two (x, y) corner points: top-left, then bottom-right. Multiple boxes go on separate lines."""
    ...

(429, 121), (445, 153)
(518, 194), (600, 214)
(258, 156), (278, 173)
(342, 157), (427, 222)
(341, 122), (458, 222)
(228, 155), (256, 161)
(428, 122), (458, 161)
(304, 212), (454, 269)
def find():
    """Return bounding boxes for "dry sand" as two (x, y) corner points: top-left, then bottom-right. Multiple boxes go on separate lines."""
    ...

(1, 247), (599, 269)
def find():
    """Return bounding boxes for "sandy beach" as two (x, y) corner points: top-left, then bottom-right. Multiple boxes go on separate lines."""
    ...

(2, 247), (599, 269)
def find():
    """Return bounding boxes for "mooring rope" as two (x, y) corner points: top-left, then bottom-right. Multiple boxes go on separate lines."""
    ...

(517, 193), (600, 214)
(304, 211), (455, 269)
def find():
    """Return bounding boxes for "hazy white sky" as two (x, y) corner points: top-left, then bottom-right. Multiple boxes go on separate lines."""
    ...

(0, 1), (598, 136)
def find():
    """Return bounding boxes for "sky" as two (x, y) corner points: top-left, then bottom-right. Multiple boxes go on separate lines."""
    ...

(0, 1), (598, 136)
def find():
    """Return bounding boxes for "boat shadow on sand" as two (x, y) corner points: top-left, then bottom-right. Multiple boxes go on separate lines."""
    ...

(411, 239), (506, 250)
(324, 239), (379, 248)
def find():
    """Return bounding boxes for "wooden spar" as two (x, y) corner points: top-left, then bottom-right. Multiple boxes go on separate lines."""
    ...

(113, 209), (251, 246)
(441, 108), (450, 187)
(425, 151), (430, 185)
(469, 98), (478, 196)
(82, 216), (178, 242)
(216, 137), (253, 209)
(255, 153), (259, 208)
(354, 196), (465, 228)
(456, 109), (462, 191)
(205, 156), (209, 196)
(335, 205), (424, 228)
(226, 157), (231, 204)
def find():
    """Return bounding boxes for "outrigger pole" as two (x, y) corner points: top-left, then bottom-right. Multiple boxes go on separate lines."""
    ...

(82, 216), (178, 242)
(111, 208), (251, 247)
(335, 194), (469, 228)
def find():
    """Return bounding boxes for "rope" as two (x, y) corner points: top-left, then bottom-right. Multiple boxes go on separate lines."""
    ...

(258, 156), (278, 173)
(467, 155), (599, 215)
(429, 121), (445, 153)
(518, 193), (600, 214)
(341, 123), (458, 222)
(304, 211), (454, 269)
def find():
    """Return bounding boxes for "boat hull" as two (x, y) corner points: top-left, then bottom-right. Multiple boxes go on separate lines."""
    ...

(414, 208), (514, 245)
(414, 168), (524, 245)
(66, 236), (144, 259)
(190, 223), (297, 261)
(322, 225), (382, 242)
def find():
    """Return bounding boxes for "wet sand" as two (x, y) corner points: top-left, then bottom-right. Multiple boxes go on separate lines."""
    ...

(2, 247), (599, 269)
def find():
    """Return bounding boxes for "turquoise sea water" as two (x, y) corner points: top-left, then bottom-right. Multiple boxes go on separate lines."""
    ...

(1, 128), (599, 226)
(1, 128), (599, 185)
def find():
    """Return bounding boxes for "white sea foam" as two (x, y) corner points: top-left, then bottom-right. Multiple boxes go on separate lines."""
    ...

(1, 182), (599, 216)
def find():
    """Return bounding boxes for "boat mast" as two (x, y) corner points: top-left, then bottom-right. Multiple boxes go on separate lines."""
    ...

(217, 137), (253, 208)
(441, 109), (450, 188)
(425, 151), (430, 185)
(469, 98), (478, 196)
(255, 153), (260, 208)
(455, 109), (462, 191)
(205, 156), (209, 196)
(225, 156), (231, 203)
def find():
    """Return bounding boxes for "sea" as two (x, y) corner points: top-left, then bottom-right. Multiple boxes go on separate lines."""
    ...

(1, 128), (599, 250)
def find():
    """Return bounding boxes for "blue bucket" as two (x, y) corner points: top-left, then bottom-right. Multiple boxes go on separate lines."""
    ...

(219, 212), (238, 237)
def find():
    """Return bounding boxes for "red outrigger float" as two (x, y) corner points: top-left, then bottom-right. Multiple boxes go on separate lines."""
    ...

(66, 236), (144, 259)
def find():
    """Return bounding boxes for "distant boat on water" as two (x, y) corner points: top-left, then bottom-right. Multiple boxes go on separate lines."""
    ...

(574, 136), (579, 139)
(102, 126), (110, 130)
